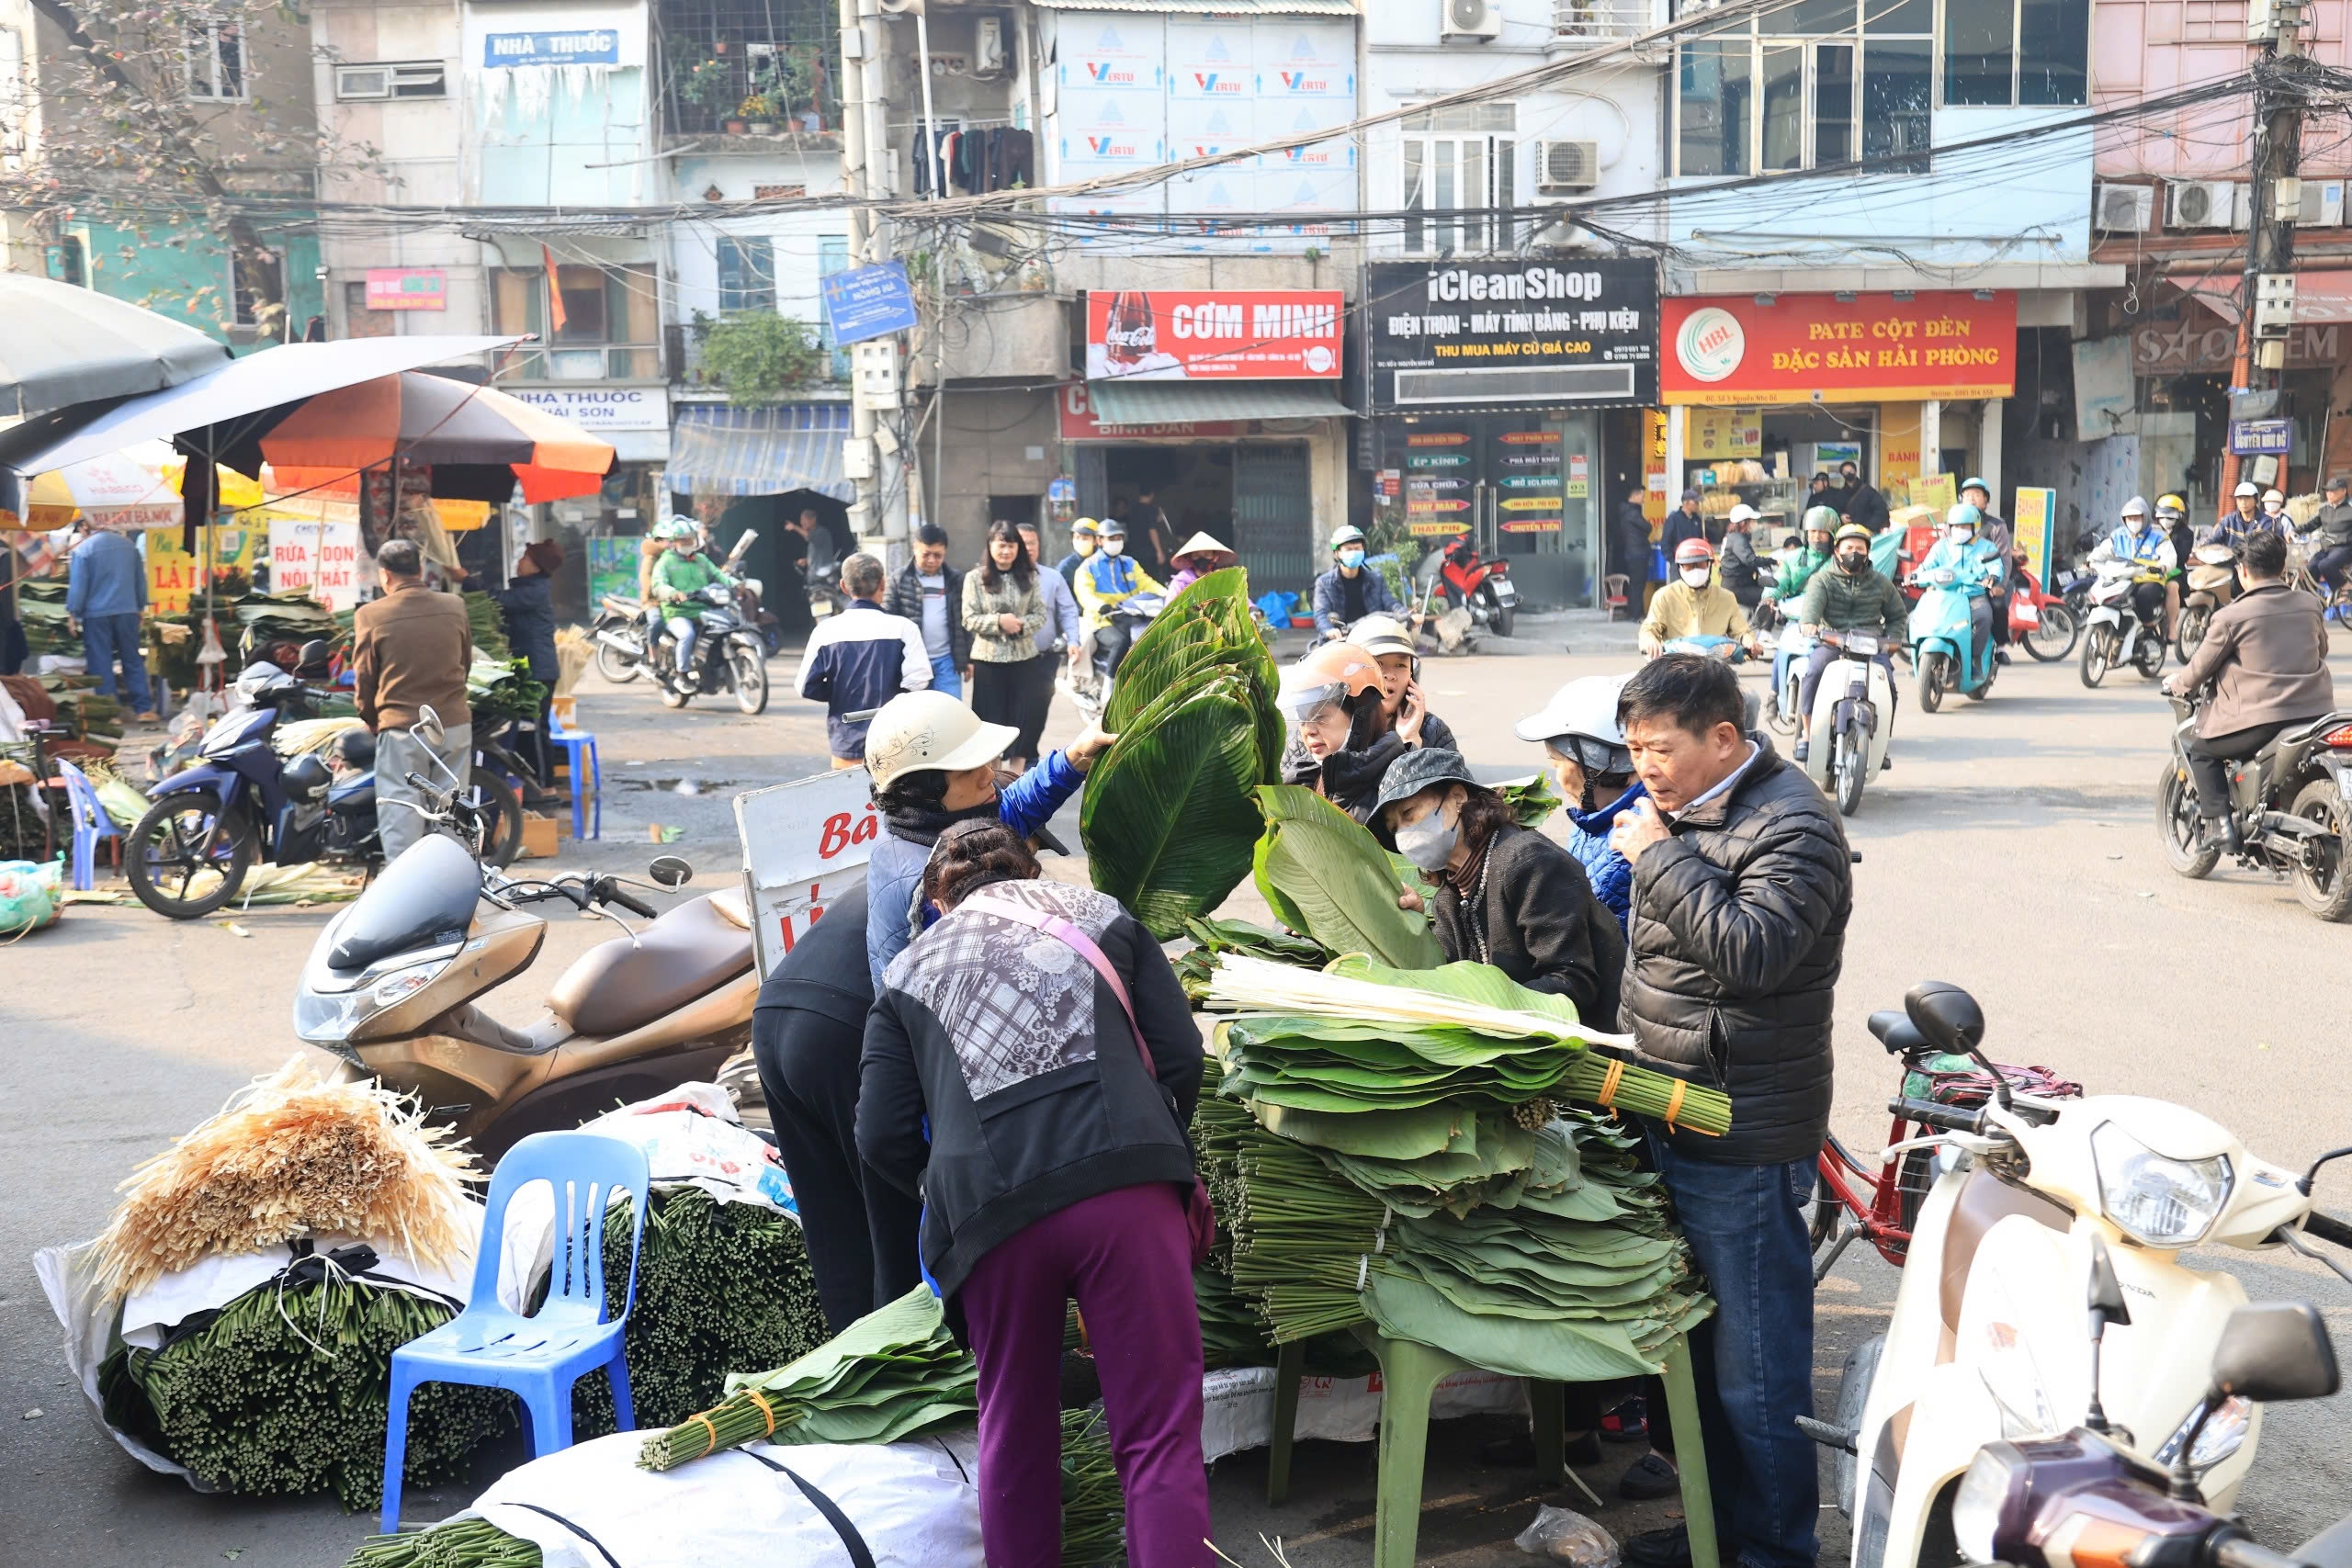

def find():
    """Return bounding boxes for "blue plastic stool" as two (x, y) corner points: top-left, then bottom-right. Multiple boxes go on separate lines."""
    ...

(379, 1133), (650, 1533)
(547, 709), (600, 841)
(51, 759), (119, 892)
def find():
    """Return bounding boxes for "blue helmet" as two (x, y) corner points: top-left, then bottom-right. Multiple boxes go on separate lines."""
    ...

(1944, 503), (1982, 530)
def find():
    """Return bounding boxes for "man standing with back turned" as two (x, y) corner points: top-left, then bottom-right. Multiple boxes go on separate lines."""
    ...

(1606, 653), (1852, 1568)
(354, 538), (473, 863)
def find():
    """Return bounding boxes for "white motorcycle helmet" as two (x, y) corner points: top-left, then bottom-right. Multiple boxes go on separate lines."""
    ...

(1515, 674), (1635, 807)
(865, 691), (1019, 793)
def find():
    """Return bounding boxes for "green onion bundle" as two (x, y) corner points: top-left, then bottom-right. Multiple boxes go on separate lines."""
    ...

(1171, 916), (1331, 1010)
(346, 1517), (542, 1568)
(96, 1277), (513, 1511)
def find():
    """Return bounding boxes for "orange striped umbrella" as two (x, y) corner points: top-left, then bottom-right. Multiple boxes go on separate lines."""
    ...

(261, 371), (615, 503)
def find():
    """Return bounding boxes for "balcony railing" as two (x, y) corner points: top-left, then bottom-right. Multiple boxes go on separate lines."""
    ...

(1555, 0), (1655, 42)
(508, 344), (663, 381)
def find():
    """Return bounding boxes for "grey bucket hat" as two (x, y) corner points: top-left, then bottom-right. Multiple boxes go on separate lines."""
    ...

(1372, 747), (1480, 820)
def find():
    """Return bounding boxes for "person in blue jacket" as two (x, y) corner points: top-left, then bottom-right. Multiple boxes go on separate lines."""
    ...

(1515, 674), (1643, 932)
(1311, 525), (1404, 639)
(859, 689), (1114, 991)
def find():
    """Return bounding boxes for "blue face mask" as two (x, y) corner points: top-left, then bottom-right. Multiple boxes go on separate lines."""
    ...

(1340, 548), (1365, 570)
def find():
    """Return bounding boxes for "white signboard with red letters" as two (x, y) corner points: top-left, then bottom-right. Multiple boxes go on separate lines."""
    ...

(732, 767), (880, 978)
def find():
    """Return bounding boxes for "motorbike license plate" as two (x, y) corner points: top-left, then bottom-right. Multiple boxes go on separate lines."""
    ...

(1491, 581), (1519, 604)
(2014, 601), (2040, 626)
(1845, 634), (1880, 654)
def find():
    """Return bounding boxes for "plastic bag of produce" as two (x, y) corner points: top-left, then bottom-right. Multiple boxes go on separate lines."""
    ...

(0, 856), (62, 936)
(1516, 1506), (1621, 1567)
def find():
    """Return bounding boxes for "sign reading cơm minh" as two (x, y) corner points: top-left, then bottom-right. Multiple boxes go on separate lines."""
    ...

(1660, 292), (2017, 405)
(1085, 289), (1344, 381)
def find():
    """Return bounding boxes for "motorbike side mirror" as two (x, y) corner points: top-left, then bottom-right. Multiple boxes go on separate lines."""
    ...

(295, 637), (334, 679)
(2081, 1233), (2131, 1436)
(414, 705), (446, 750)
(1905, 981), (2013, 1111)
(648, 855), (693, 888)
(2298, 1145), (2352, 1196)
(2170, 1302), (2341, 1502)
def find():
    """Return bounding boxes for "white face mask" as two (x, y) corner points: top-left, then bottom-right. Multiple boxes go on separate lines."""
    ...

(1394, 804), (1460, 872)
(1680, 567), (1712, 588)
(1946, 527), (1973, 546)
(1102, 538), (1125, 557)
(2126, 518), (2148, 536)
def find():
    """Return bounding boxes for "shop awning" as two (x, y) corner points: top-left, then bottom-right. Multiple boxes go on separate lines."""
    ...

(1034, 0), (1353, 12)
(2175, 270), (2352, 324)
(667, 402), (854, 500)
(1085, 380), (1351, 425)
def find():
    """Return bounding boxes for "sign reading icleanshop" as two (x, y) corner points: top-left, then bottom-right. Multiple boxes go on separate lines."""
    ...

(482, 29), (620, 67)
(1365, 258), (1658, 411)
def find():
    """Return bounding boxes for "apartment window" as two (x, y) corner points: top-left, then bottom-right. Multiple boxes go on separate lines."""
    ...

(1402, 104), (1518, 255)
(1673, 3), (1933, 177)
(1941, 0), (2088, 107)
(716, 237), (775, 312)
(187, 20), (245, 101)
(335, 62), (447, 100)
(491, 261), (662, 379)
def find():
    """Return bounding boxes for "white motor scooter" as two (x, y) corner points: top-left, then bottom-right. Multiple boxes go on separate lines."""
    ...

(1825, 982), (2352, 1568)
(1799, 627), (1894, 816)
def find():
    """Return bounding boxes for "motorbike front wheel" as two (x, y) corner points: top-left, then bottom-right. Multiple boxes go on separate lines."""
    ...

(2289, 779), (2352, 920)
(2174, 604), (2211, 666)
(594, 632), (641, 684)
(2079, 626), (2112, 688)
(469, 766), (526, 870)
(1834, 724), (1867, 816)
(2132, 631), (2167, 680)
(2156, 761), (2221, 879)
(2022, 602), (2078, 661)
(731, 645), (770, 715)
(1916, 653), (1947, 713)
(126, 791), (254, 919)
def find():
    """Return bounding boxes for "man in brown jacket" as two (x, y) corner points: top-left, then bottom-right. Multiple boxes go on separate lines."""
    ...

(353, 538), (472, 862)
(2162, 530), (2336, 851)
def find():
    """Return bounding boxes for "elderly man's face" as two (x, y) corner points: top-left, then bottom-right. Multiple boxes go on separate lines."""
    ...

(915, 541), (946, 575)
(1624, 714), (1747, 814)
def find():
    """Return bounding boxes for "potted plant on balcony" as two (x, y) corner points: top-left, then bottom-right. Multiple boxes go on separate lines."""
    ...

(774, 43), (829, 132)
(677, 53), (738, 130)
(740, 93), (775, 135)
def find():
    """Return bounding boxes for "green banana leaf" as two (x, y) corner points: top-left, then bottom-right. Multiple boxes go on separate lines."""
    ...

(1251, 784), (1444, 969)
(1082, 665), (1272, 939)
(1500, 773), (1563, 828)
(1105, 568), (1278, 738)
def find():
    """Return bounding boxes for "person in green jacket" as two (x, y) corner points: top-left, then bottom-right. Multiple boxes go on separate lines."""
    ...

(1792, 523), (1909, 765)
(1771, 506), (1840, 601)
(650, 516), (728, 694)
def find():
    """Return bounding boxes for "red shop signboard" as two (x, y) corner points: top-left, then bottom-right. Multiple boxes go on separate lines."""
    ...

(1085, 288), (1344, 380)
(1660, 291), (2016, 406)
(1057, 380), (1240, 442)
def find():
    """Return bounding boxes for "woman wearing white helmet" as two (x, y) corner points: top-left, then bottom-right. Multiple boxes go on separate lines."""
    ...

(1718, 503), (1766, 609)
(860, 690), (1114, 990)
(1514, 674), (1642, 931)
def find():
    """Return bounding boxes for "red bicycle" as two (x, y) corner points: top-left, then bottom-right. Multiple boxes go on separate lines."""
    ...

(1811, 1008), (2080, 1281)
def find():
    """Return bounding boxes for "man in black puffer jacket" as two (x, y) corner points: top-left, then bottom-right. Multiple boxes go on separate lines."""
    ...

(1606, 654), (1851, 1568)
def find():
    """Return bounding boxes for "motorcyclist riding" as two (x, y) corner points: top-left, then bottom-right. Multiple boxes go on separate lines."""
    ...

(2303, 473), (2352, 594)
(2095, 495), (2178, 639)
(1638, 537), (1752, 659)
(1772, 507), (1838, 603)
(1074, 517), (1165, 679)
(650, 516), (729, 694)
(1917, 503), (2005, 673)
(2206, 479), (2293, 550)
(1312, 525), (1404, 638)
(1959, 477), (2018, 644)
(1792, 522), (1909, 767)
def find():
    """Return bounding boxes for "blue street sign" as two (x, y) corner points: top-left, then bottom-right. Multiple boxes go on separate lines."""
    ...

(821, 262), (921, 346)
(2229, 418), (2294, 456)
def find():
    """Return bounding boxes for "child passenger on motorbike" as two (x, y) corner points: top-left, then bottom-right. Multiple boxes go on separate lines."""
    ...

(1917, 504), (2005, 677)
(1793, 525), (1908, 767)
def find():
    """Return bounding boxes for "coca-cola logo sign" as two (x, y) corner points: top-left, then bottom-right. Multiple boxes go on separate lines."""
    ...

(1084, 289), (1345, 380)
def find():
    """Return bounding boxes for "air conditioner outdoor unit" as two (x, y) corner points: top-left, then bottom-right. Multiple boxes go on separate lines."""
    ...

(1535, 140), (1601, 194)
(2094, 184), (2154, 233)
(1442, 0), (1503, 42)
(2300, 178), (2347, 226)
(2169, 180), (2235, 230)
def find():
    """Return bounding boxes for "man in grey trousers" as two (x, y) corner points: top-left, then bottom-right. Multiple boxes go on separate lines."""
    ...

(353, 539), (472, 862)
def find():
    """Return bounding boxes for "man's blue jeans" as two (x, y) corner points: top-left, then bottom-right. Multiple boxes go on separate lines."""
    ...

(1649, 1137), (1820, 1568)
(83, 612), (153, 712)
(929, 652), (962, 700)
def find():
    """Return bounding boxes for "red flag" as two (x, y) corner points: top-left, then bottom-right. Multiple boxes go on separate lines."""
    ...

(541, 243), (568, 335)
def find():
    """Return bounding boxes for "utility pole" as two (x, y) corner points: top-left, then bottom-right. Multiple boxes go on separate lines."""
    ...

(2219, 0), (2308, 512)
(836, 0), (910, 558)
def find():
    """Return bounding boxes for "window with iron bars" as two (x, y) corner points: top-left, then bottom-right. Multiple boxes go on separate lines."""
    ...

(657, 0), (841, 136)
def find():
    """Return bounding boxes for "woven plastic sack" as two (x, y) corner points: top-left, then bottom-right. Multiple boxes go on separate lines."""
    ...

(0, 857), (62, 937)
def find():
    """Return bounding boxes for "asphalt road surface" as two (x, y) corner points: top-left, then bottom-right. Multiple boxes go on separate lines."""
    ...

(5, 615), (2349, 1568)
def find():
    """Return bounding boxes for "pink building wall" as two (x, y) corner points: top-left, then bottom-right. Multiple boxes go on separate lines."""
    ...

(2093, 0), (2352, 176)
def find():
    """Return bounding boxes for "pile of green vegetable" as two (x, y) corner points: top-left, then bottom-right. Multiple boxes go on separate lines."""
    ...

(1081, 569), (1284, 939)
(467, 656), (548, 726)
(96, 1271), (513, 1511)
(567, 1185), (829, 1436)
(15, 580), (74, 654)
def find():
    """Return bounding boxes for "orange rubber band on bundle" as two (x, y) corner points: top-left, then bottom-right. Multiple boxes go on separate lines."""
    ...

(694, 1413), (720, 1456)
(1596, 1058), (1625, 1108)
(746, 1389), (777, 1437)
(1664, 1078), (1686, 1130)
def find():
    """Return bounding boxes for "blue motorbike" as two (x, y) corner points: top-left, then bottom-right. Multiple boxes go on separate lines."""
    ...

(124, 646), (523, 919)
(1905, 564), (1998, 712)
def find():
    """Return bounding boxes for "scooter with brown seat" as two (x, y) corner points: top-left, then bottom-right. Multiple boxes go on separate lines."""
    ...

(289, 779), (758, 1161)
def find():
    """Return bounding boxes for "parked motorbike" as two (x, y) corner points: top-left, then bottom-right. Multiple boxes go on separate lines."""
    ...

(126, 671), (524, 920)
(2158, 691), (2352, 920)
(2080, 560), (2170, 688)
(1907, 566), (1998, 712)
(1953, 1300), (2348, 1568)
(648, 582), (771, 715)
(1821, 982), (2352, 1568)
(806, 555), (846, 621)
(2177, 544), (2241, 663)
(1420, 531), (1518, 638)
(1801, 627), (1894, 816)
(293, 837), (757, 1162)
(2011, 567), (2080, 662)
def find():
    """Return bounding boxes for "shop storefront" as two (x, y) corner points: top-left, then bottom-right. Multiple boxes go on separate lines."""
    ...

(1659, 290), (2018, 537)
(662, 400), (856, 628)
(1068, 289), (1351, 592)
(505, 386), (673, 622)
(1364, 258), (1659, 610)
(2142, 276), (2352, 499)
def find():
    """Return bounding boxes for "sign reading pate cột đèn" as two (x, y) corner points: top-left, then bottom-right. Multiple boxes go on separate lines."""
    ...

(820, 262), (922, 347)
(1365, 258), (1659, 412)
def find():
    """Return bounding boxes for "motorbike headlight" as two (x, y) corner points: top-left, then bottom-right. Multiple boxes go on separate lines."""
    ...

(2155, 1393), (2252, 1474)
(294, 955), (447, 1043)
(2091, 1121), (2233, 1247)
(1951, 1445), (2022, 1563)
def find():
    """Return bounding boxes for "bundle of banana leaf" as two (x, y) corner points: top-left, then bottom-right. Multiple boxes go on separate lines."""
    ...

(229, 591), (339, 663)
(16, 580), (74, 653)
(345, 1406), (1127, 1568)
(464, 592), (513, 662)
(96, 1265), (513, 1510)
(637, 1285), (978, 1471)
(565, 1185), (828, 1437)
(1501, 773), (1562, 829)
(1170, 916), (1330, 1009)
(1081, 569), (1285, 939)
(1252, 784), (1444, 968)
(466, 656), (547, 725)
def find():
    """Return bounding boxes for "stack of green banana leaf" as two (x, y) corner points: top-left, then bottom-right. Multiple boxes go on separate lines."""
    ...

(565, 1185), (829, 1437)
(467, 656), (547, 725)
(464, 591), (513, 661)
(1190, 951), (1724, 1381)
(16, 580), (73, 653)
(1252, 784), (1446, 968)
(1170, 916), (1330, 1009)
(1081, 568), (1285, 939)
(39, 679), (122, 742)
(228, 592), (340, 664)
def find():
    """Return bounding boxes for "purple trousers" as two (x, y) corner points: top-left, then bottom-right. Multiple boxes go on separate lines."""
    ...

(957, 1181), (1212, 1568)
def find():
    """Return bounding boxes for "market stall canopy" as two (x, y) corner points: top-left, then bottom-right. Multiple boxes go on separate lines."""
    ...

(8, 454), (189, 532)
(0, 276), (232, 419)
(2175, 270), (2352, 325)
(667, 403), (854, 500)
(1084, 380), (1351, 425)
(262, 372), (616, 503)
(0, 335), (523, 519)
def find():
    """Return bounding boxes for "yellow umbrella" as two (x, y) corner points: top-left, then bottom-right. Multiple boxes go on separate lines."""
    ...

(0, 446), (262, 531)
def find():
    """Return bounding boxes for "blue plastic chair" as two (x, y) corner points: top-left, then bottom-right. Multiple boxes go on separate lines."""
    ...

(379, 1133), (650, 1533)
(51, 759), (119, 892)
(547, 708), (601, 841)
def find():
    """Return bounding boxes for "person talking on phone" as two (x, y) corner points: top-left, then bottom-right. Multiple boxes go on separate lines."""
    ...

(1350, 614), (1455, 754)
